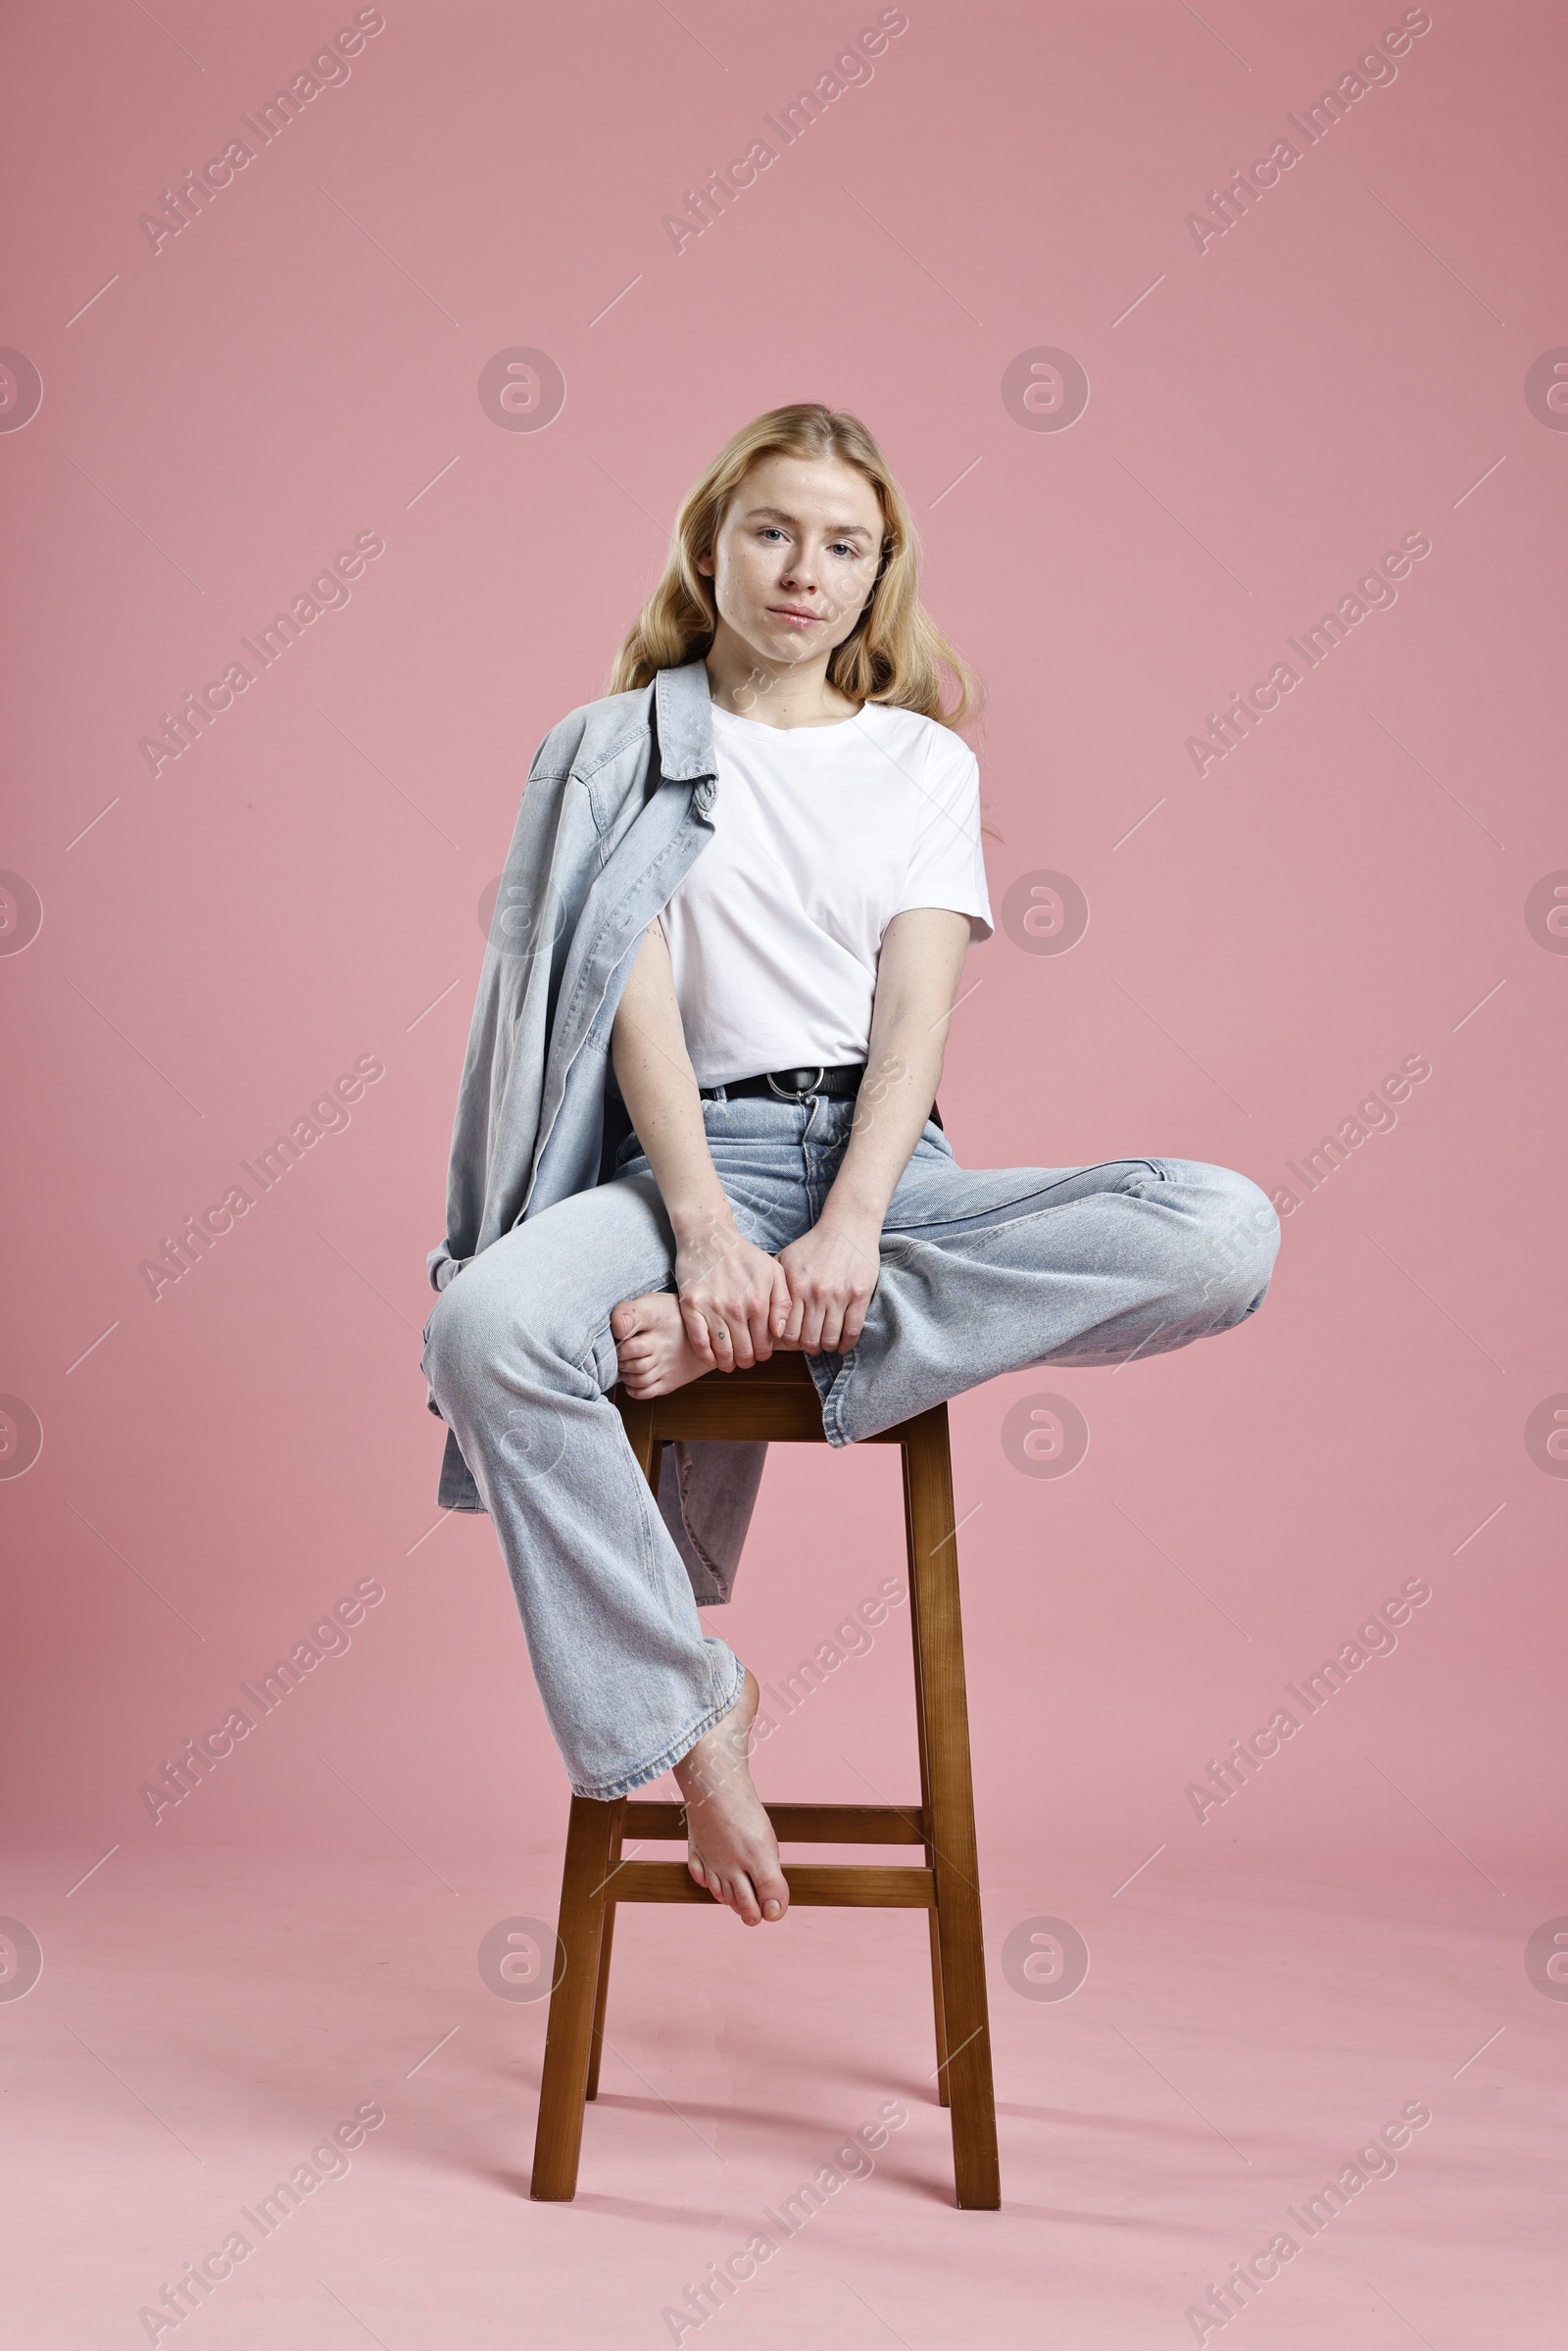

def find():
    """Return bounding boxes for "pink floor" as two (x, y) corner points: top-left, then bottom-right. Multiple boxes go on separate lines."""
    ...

(8, 1842), (1558, 2347)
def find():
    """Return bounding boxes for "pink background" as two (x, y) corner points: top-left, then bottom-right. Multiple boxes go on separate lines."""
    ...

(2, 3), (1563, 2343)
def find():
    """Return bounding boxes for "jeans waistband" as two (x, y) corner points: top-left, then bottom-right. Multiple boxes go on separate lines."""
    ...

(698, 1062), (864, 1105)
(695, 1070), (943, 1133)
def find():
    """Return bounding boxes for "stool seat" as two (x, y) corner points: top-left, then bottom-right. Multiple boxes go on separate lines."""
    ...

(528, 1348), (1001, 2209)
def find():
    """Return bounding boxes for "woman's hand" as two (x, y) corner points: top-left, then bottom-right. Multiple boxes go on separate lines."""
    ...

(612, 921), (793, 1374)
(774, 1210), (883, 1353)
(762, 906), (968, 1353)
(674, 1210), (792, 1373)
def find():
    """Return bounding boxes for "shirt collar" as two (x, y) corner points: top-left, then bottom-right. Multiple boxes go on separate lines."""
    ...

(653, 658), (718, 783)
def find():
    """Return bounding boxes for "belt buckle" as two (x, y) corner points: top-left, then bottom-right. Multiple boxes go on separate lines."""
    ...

(765, 1063), (826, 1103)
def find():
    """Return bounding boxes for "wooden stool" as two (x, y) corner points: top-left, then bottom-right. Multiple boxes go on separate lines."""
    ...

(528, 1350), (1000, 2209)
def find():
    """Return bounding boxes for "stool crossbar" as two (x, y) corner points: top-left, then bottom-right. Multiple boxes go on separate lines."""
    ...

(528, 1350), (1001, 2209)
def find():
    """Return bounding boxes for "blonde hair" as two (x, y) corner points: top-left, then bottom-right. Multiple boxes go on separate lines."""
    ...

(607, 403), (983, 730)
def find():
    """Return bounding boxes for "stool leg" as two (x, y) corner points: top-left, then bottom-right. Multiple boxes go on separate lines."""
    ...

(927, 1912), (951, 2109)
(530, 1795), (624, 2200)
(903, 1410), (1001, 2210)
(909, 1595), (952, 2112)
(585, 1845), (622, 2100)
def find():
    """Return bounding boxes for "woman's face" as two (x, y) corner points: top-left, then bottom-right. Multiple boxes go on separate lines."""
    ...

(698, 452), (886, 671)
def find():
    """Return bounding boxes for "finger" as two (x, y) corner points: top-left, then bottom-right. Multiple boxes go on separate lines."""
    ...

(679, 1302), (715, 1364)
(769, 1264), (793, 1342)
(778, 1269), (808, 1345)
(747, 1289), (777, 1360)
(709, 1315), (736, 1371)
(827, 1298), (864, 1352)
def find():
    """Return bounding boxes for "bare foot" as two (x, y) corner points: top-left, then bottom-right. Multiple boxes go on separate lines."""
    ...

(670, 1669), (789, 1926)
(611, 1291), (717, 1398)
(612, 1290), (814, 1396)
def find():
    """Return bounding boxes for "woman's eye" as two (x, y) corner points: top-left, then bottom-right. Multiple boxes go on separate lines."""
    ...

(757, 527), (863, 558)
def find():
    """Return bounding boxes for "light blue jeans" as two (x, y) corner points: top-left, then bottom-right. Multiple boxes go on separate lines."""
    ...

(419, 1095), (1279, 1798)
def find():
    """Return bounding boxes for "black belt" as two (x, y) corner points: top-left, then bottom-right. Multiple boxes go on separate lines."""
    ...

(699, 1062), (943, 1131)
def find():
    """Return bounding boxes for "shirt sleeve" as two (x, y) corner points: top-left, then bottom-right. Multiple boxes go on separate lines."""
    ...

(889, 731), (994, 942)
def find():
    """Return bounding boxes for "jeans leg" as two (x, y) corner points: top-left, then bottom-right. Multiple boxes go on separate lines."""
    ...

(420, 1171), (745, 1798)
(814, 1154), (1281, 1445)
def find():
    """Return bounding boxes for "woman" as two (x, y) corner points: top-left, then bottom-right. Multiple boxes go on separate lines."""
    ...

(421, 402), (1279, 1932)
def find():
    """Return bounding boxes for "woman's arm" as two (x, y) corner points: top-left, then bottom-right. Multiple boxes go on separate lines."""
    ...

(610, 918), (791, 1372)
(774, 906), (971, 1352)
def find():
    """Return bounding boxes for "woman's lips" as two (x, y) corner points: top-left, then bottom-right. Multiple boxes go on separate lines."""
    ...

(768, 607), (818, 625)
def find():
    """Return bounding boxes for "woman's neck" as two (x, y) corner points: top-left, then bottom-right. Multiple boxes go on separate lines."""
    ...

(703, 633), (862, 730)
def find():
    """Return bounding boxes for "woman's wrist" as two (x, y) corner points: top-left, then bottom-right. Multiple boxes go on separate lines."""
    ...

(668, 1190), (743, 1249)
(817, 1173), (890, 1236)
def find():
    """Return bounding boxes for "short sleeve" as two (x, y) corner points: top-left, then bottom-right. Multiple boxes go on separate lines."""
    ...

(890, 732), (994, 942)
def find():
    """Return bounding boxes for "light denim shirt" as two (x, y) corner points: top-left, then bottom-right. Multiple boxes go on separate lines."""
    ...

(424, 658), (765, 1600)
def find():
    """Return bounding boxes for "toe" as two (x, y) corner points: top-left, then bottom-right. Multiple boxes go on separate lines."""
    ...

(726, 1871), (761, 1926)
(757, 1868), (790, 1922)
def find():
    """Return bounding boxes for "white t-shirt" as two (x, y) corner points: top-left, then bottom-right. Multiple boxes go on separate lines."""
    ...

(658, 698), (993, 1089)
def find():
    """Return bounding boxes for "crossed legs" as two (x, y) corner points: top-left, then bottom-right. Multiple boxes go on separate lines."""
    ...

(426, 1150), (1279, 1925)
(614, 1153), (1280, 1421)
